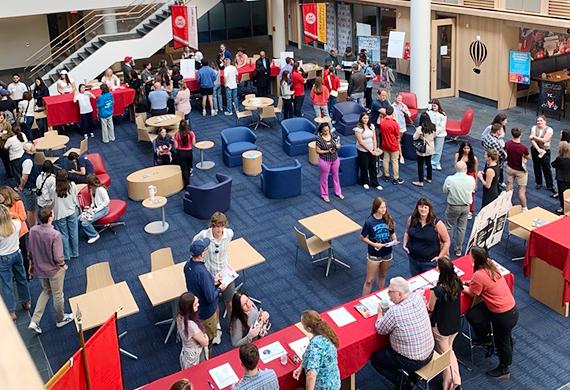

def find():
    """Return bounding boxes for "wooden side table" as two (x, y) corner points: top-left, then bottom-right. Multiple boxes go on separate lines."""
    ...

(242, 150), (262, 176)
(308, 141), (319, 165)
(142, 196), (169, 234)
(314, 116), (331, 126)
(194, 140), (215, 170)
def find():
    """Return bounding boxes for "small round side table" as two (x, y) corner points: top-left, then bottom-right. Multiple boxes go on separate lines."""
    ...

(308, 141), (319, 165)
(242, 150), (262, 176)
(142, 196), (169, 234)
(313, 116), (331, 126)
(194, 140), (215, 170)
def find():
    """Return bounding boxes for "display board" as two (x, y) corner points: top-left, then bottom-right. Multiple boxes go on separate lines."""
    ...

(508, 50), (531, 85)
(538, 81), (565, 119)
(466, 190), (513, 252)
(357, 36), (381, 63)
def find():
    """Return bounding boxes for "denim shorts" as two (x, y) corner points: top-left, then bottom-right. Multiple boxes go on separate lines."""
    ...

(367, 254), (393, 262)
(20, 188), (37, 212)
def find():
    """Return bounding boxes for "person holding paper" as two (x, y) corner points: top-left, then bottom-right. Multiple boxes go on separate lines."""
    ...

(324, 49), (341, 70)
(229, 292), (270, 347)
(176, 292), (209, 369)
(342, 47), (356, 82)
(233, 343), (278, 389)
(427, 99), (447, 171)
(360, 197), (397, 295)
(529, 115), (555, 193)
(354, 112), (383, 191)
(293, 310), (340, 390)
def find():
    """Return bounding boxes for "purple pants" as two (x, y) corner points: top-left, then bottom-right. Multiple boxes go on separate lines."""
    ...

(318, 157), (341, 198)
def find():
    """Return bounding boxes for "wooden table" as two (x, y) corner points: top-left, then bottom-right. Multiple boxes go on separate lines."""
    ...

(540, 70), (570, 83)
(34, 134), (69, 151)
(314, 116), (331, 126)
(507, 206), (560, 232)
(145, 114), (182, 128)
(298, 209), (361, 276)
(194, 140), (215, 170)
(126, 165), (184, 200)
(243, 97), (274, 130)
(242, 150), (262, 176)
(142, 196), (168, 234)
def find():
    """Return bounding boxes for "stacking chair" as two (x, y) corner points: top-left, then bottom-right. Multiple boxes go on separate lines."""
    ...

(294, 227), (330, 267)
(86, 262), (114, 292)
(461, 315), (495, 366)
(505, 205), (530, 260)
(45, 130), (58, 137)
(136, 115), (158, 143)
(150, 248), (175, 272)
(274, 97), (283, 119)
(259, 106), (277, 126)
(34, 151), (58, 165)
(245, 94), (256, 100)
(235, 103), (253, 125)
(399, 349), (452, 390)
(64, 137), (88, 157)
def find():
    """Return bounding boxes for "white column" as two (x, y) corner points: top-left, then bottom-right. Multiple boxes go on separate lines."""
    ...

(410, 0), (430, 109)
(102, 9), (118, 35)
(271, 0), (286, 56)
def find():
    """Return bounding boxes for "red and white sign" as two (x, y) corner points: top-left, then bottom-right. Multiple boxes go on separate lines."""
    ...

(302, 4), (318, 44)
(171, 5), (198, 50)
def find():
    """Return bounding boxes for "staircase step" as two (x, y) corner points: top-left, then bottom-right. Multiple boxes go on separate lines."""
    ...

(49, 74), (59, 83)
(84, 46), (95, 54)
(148, 19), (161, 27)
(136, 28), (148, 36)
(142, 23), (154, 32)
(77, 52), (88, 61)
(71, 58), (82, 67)
(92, 40), (103, 49)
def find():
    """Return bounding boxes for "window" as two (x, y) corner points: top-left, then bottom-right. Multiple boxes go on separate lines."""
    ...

(505, 0), (541, 13)
(210, 2), (226, 41)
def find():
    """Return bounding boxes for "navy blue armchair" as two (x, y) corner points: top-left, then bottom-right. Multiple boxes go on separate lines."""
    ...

(330, 145), (358, 187)
(332, 101), (366, 136)
(260, 160), (302, 199)
(183, 173), (232, 219)
(280, 118), (317, 156)
(401, 125), (418, 161)
(221, 126), (258, 167)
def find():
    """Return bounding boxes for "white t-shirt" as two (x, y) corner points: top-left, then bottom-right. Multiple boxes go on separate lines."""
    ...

(224, 65), (239, 90)
(22, 156), (33, 175)
(354, 125), (375, 152)
(74, 93), (93, 114)
(18, 98), (36, 117)
(0, 219), (21, 256)
(7, 82), (28, 100)
(36, 172), (56, 207)
(101, 74), (120, 89)
(56, 79), (75, 94)
(4, 133), (28, 161)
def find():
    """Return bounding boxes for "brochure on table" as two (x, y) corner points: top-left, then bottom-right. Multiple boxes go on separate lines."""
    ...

(209, 363), (239, 389)
(289, 337), (310, 360)
(354, 295), (381, 318)
(259, 341), (287, 364)
(327, 307), (356, 327)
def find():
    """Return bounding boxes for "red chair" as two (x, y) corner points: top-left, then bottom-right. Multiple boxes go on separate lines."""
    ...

(399, 92), (418, 122)
(446, 108), (474, 141)
(77, 186), (126, 235)
(84, 153), (111, 186)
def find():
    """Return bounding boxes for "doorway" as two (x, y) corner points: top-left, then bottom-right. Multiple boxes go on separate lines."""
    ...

(431, 18), (456, 98)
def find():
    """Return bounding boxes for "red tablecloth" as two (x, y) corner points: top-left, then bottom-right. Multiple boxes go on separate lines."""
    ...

(523, 216), (570, 304)
(141, 256), (514, 390)
(44, 87), (136, 127)
(184, 64), (280, 92)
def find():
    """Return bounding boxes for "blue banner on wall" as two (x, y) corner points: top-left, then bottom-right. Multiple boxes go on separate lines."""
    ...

(508, 50), (531, 85)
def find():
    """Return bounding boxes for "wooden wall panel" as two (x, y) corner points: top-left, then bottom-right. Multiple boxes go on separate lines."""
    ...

(396, 7), (410, 75)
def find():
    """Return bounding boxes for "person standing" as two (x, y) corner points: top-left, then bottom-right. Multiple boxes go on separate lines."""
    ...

(280, 71), (294, 120)
(197, 60), (217, 116)
(428, 99), (447, 171)
(176, 292), (209, 369)
(324, 67), (340, 116)
(291, 62), (306, 117)
(478, 149), (500, 209)
(529, 115), (556, 193)
(17, 92), (36, 141)
(443, 161), (476, 257)
(175, 81), (192, 125)
(223, 58), (239, 116)
(315, 123), (343, 202)
(35, 161), (56, 211)
(55, 71), (75, 95)
(234, 343), (278, 390)
(360, 197), (396, 295)
(234, 49), (248, 69)
(392, 93), (412, 164)
(551, 141), (570, 214)
(342, 47), (357, 82)
(412, 112), (436, 187)
(27, 206), (73, 334)
(100, 68), (120, 89)
(254, 51), (271, 97)
(482, 124), (507, 183)
(454, 142), (479, 219)
(4, 126), (28, 182)
(52, 170), (79, 261)
(17, 142), (39, 226)
(504, 128), (529, 211)
(7, 74), (28, 105)
(428, 258), (462, 390)
(324, 49), (341, 70)
(0, 112), (15, 178)
(354, 112), (382, 191)
(380, 106), (404, 185)
(173, 121), (196, 187)
(96, 84), (115, 143)
(73, 84), (96, 138)
(348, 64), (366, 107)
(218, 43), (232, 61)
(370, 89), (391, 128)
(361, 60), (375, 109)
(278, 57), (294, 80)
(464, 246), (518, 379)
(211, 62), (223, 115)
(0, 186), (31, 280)
(310, 77), (331, 126)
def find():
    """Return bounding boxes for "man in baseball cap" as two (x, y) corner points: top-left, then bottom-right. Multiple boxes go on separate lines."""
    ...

(184, 238), (227, 346)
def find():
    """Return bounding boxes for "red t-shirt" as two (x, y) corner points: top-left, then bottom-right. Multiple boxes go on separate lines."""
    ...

(380, 117), (401, 152)
(291, 71), (306, 97)
(504, 140), (529, 171)
(470, 268), (515, 313)
(174, 131), (196, 151)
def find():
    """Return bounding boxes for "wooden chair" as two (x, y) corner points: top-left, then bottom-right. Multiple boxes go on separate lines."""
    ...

(34, 151), (58, 165)
(45, 130), (58, 137)
(136, 116), (158, 143)
(412, 349), (452, 390)
(86, 262), (114, 292)
(150, 248), (175, 272)
(235, 104), (253, 125)
(175, 111), (185, 119)
(294, 227), (330, 267)
(505, 205), (530, 260)
(245, 94), (256, 100)
(563, 189), (570, 215)
(259, 106), (277, 125)
(64, 137), (88, 157)
(274, 97), (283, 118)
(135, 112), (148, 121)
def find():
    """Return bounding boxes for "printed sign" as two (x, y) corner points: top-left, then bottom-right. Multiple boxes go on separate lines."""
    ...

(358, 36), (381, 63)
(508, 51), (531, 85)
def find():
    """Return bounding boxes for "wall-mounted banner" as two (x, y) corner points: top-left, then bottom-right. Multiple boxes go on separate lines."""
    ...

(519, 28), (570, 60)
(171, 5), (198, 50)
(302, 3), (318, 44)
(508, 51), (531, 85)
(317, 3), (327, 44)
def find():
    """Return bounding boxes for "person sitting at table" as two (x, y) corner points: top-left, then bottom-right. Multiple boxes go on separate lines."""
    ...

(370, 277), (434, 389)
(176, 292), (209, 369)
(56, 70), (75, 95)
(100, 68), (120, 89)
(181, 46), (194, 60)
(73, 84), (96, 139)
(62, 152), (94, 184)
(229, 292), (270, 347)
(427, 257), (462, 390)
(464, 246), (518, 380)
(148, 82), (169, 117)
(293, 310), (340, 390)
(153, 128), (173, 166)
(234, 343), (278, 390)
(96, 84), (115, 143)
(234, 48), (249, 69)
(80, 174), (109, 244)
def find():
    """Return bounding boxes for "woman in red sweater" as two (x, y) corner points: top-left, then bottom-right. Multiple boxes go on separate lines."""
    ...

(324, 65), (340, 116)
(310, 77), (331, 127)
(291, 62), (306, 117)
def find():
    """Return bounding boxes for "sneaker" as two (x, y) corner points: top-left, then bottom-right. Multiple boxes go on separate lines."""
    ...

(412, 181), (424, 187)
(426, 179), (432, 183)
(383, 176), (390, 182)
(486, 365), (510, 379)
(467, 212), (473, 220)
(392, 178), (405, 185)
(363, 184), (370, 190)
(522, 207), (528, 212)
(551, 192), (559, 198)
(225, 111), (233, 116)
(399, 156), (405, 164)
(535, 184), (543, 190)
(322, 196), (330, 203)
(376, 185), (384, 191)
(436, 164), (442, 171)
(28, 321), (42, 334)
(202, 110), (207, 116)
(90, 133), (95, 138)
(87, 234), (100, 244)
(84, 134), (89, 139)
(455, 249), (462, 257)
(556, 208), (564, 215)
(212, 109), (218, 116)
(56, 313), (74, 328)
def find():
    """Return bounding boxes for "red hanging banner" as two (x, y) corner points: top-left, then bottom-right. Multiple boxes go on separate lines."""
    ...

(84, 315), (123, 390)
(302, 3), (318, 44)
(171, 5), (189, 49)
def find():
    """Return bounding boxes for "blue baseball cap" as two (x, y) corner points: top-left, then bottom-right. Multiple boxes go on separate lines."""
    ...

(190, 238), (210, 257)
(0, 88), (9, 96)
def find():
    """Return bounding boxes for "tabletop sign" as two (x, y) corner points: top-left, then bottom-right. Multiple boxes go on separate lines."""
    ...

(538, 81), (564, 116)
(508, 51), (530, 85)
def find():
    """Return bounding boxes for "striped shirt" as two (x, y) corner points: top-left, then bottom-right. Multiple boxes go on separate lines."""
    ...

(375, 292), (434, 361)
(482, 133), (507, 164)
(316, 134), (340, 162)
(233, 369), (279, 390)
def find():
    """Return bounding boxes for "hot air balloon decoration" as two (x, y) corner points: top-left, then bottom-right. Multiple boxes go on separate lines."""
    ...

(469, 36), (487, 74)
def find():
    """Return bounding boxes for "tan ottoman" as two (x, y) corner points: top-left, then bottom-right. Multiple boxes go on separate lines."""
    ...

(242, 150), (262, 176)
(308, 141), (319, 165)
(313, 116), (331, 126)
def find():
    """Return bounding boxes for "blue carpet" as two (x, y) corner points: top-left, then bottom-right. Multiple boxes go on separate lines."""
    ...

(11, 91), (570, 390)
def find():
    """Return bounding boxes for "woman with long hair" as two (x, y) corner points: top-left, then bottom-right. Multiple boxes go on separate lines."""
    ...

(324, 65), (340, 115)
(464, 246), (518, 379)
(478, 149), (500, 208)
(176, 292), (209, 369)
(428, 257), (462, 390)
(153, 128), (174, 165)
(354, 112), (382, 191)
(0, 186), (31, 280)
(32, 77), (50, 109)
(315, 123), (343, 202)
(18, 91), (36, 141)
(428, 99), (447, 171)
(35, 160), (56, 210)
(80, 175), (109, 244)
(403, 198), (450, 275)
(412, 112), (436, 187)
(56, 71), (75, 95)
(529, 115), (555, 192)
(53, 170), (79, 261)
(174, 120), (196, 187)
(174, 80), (192, 125)
(293, 310), (340, 390)
(4, 125), (27, 182)
(280, 70), (294, 119)
(551, 141), (570, 214)
(360, 197), (396, 295)
(229, 292), (270, 347)
(455, 142), (479, 218)
(100, 68), (120, 89)
(0, 204), (31, 320)
(291, 62), (306, 117)
(310, 76), (331, 127)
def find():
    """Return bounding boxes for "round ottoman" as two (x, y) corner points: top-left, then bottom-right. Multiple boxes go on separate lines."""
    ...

(242, 150), (262, 176)
(308, 141), (319, 165)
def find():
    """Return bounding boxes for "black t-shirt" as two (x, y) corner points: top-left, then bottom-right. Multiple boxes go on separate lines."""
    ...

(431, 284), (461, 336)
(0, 99), (17, 114)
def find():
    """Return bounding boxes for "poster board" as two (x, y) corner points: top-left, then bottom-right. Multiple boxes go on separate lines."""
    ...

(538, 81), (564, 118)
(466, 190), (513, 253)
(387, 31), (406, 59)
(180, 59), (196, 79)
(508, 51), (531, 85)
(356, 23), (371, 37)
(279, 51), (294, 68)
(357, 36), (381, 63)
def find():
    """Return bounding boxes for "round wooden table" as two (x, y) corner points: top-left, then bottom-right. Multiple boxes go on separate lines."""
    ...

(194, 140), (215, 170)
(308, 141), (319, 165)
(142, 196), (169, 234)
(34, 135), (69, 151)
(126, 165), (184, 200)
(242, 150), (262, 176)
(314, 116), (332, 126)
(145, 114), (182, 128)
(242, 97), (274, 130)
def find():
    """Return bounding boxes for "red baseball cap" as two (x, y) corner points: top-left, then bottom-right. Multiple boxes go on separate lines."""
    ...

(124, 56), (133, 62)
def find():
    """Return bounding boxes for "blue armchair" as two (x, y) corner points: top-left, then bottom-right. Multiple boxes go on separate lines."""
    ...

(183, 173), (232, 219)
(328, 145), (358, 187)
(280, 118), (317, 156)
(221, 126), (258, 167)
(260, 160), (302, 199)
(400, 125), (418, 161)
(332, 101), (366, 136)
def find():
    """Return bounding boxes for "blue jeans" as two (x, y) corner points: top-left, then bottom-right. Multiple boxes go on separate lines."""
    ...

(431, 136), (445, 167)
(53, 211), (79, 260)
(81, 206), (109, 239)
(21, 116), (34, 140)
(328, 96), (337, 117)
(226, 87), (238, 113)
(213, 85), (223, 111)
(0, 250), (31, 312)
(371, 346), (433, 386)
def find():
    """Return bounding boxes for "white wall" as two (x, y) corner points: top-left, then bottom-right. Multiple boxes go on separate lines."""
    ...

(0, 0), (156, 19)
(0, 15), (51, 70)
